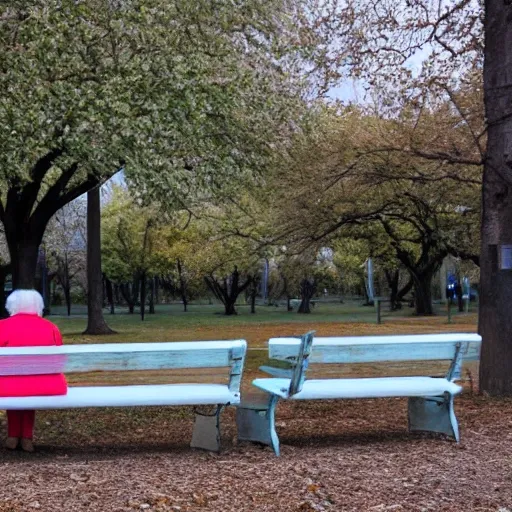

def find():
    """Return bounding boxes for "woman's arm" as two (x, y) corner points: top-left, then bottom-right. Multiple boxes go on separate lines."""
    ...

(53, 326), (63, 346)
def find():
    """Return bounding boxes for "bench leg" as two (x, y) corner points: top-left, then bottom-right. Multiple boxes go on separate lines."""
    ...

(191, 405), (223, 452)
(408, 394), (459, 442)
(236, 395), (281, 456)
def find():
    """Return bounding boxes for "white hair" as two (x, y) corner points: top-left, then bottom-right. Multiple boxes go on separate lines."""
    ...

(6, 289), (45, 317)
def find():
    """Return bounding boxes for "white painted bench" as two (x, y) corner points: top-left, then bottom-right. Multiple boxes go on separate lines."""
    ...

(0, 340), (246, 451)
(236, 332), (481, 455)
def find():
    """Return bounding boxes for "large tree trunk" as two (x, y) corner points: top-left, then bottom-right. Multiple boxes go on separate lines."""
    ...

(479, 1), (512, 395)
(411, 272), (434, 316)
(9, 242), (40, 290)
(84, 188), (115, 335)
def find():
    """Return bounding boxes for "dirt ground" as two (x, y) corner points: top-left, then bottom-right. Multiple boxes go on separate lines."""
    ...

(0, 393), (511, 512)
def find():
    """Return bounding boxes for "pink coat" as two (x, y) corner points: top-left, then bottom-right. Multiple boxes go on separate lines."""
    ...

(0, 313), (68, 397)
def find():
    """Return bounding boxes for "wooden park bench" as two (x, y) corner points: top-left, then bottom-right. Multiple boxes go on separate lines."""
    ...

(236, 332), (481, 456)
(0, 340), (246, 451)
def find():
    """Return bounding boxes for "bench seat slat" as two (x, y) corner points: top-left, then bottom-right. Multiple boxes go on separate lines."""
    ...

(252, 376), (462, 400)
(0, 384), (240, 409)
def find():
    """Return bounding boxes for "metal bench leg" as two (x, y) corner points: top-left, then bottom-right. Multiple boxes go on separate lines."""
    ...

(408, 394), (459, 442)
(236, 395), (281, 456)
(191, 405), (223, 452)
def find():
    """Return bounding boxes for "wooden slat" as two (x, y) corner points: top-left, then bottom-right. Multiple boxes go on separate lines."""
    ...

(269, 334), (481, 364)
(0, 341), (246, 376)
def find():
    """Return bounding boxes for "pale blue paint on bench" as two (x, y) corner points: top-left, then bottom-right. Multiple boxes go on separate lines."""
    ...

(236, 332), (481, 456)
(0, 341), (241, 375)
(0, 340), (247, 452)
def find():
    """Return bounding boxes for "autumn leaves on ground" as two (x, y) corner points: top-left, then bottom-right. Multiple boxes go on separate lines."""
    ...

(2, 305), (511, 512)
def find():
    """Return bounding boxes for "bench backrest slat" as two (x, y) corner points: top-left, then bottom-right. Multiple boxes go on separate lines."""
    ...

(269, 334), (481, 365)
(228, 344), (247, 392)
(0, 341), (247, 376)
(288, 331), (315, 396)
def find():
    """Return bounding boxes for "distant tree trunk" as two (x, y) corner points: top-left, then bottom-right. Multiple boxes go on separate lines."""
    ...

(479, 0), (512, 395)
(120, 282), (136, 313)
(154, 277), (160, 305)
(456, 282), (464, 312)
(105, 276), (115, 314)
(177, 258), (188, 312)
(385, 269), (399, 310)
(396, 278), (413, 303)
(140, 272), (147, 321)
(361, 274), (373, 306)
(298, 278), (316, 314)
(114, 284), (120, 306)
(63, 253), (72, 316)
(282, 275), (293, 311)
(149, 277), (155, 314)
(83, 188), (115, 335)
(248, 277), (259, 314)
(63, 280), (71, 316)
(204, 266), (253, 315)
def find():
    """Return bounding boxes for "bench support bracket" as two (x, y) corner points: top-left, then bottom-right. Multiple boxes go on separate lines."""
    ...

(408, 394), (459, 442)
(191, 405), (223, 452)
(236, 394), (280, 456)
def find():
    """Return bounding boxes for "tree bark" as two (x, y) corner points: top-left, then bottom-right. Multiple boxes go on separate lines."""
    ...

(456, 282), (464, 313)
(411, 271), (434, 316)
(63, 253), (72, 316)
(105, 276), (115, 314)
(248, 276), (259, 314)
(479, 0), (512, 395)
(385, 269), (400, 310)
(10, 242), (40, 290)
(177, 258), (188, 312)
(204, 266), (252, 315)
(120, 281), (136, 314)
(83, 188), (115, 335)
(298, 278), (316, 314)
(154, 277), (159, 305)
(149, 277), (155, 314)
(140, 272), (147, 321)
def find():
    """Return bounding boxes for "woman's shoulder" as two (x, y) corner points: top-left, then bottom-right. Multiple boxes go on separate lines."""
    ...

(6, 314), (58, 329)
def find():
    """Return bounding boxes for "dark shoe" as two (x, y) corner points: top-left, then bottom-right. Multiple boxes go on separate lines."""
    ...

(20, 438), (34, 453)
(5, 437), (19, 450)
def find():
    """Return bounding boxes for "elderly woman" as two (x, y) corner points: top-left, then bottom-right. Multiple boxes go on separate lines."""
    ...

(0, 289), (67, 452)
